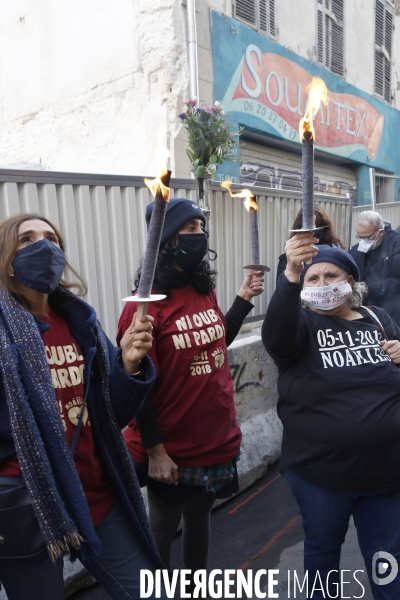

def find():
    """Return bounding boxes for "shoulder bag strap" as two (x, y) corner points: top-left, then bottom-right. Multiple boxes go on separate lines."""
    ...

(364, 306), (389, 341)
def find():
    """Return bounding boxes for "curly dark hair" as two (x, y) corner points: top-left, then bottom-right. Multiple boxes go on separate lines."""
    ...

(134, 242), (217, 299)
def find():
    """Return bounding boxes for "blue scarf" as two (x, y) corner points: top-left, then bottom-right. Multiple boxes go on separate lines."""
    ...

(0, 286), (104, 561)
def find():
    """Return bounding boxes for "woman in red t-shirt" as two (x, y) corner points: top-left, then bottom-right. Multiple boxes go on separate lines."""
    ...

(0, 213), (166, 600)
(117, 198), (265, 587)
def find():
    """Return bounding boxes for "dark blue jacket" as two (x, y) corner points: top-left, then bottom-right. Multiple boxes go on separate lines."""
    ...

(0, 288), (161, 566)
(350, 229), (400, 327)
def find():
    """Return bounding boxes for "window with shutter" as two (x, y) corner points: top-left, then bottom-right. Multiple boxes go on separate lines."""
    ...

(259, 0), (267, 31)
(374, 0), (393, 103)
(384, 10), (393, 101)
(317, 9), (324, 62)
(235, 0), (257, 27)
(234, 0), (277, 38)
(316, 0), (345, 77)
(268, 0), (276, 37)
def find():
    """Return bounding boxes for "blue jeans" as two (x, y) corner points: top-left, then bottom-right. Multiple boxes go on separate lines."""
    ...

(0, 501), (167, 600)
(284, 468), (400, 600)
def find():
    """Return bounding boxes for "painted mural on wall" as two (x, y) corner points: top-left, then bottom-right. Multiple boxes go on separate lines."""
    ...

(232, 44), (383, 161)
(212, 11), (400, 175)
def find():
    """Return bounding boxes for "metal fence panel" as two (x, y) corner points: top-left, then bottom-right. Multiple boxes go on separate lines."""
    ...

(208, 182), (350, 316)
(0, 169), (350, 340)
(0, 170), (196, 341)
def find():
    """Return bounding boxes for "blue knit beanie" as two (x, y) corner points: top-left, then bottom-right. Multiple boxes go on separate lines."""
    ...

(145, 198), (206, 246)
(302, 245), (360, 281)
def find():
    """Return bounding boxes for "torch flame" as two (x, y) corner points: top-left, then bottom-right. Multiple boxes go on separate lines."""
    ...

(144, 125), (171, 201)
(299, 77), (328, 141)
(220, 180), (258, 212)
(144, 169), (170, 201)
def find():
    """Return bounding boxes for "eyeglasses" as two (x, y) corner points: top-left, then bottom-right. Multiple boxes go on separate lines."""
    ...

(355, 228), (382, 241)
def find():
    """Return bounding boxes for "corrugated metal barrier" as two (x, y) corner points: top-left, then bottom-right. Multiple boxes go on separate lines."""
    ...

(352, 203), (400, 242)
(0, 169), (196, 341)
(0, 169), (352, 341)
(208, 181), (350, 321)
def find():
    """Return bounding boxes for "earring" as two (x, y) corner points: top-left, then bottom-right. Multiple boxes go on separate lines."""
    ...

(9, 273), (14, 277)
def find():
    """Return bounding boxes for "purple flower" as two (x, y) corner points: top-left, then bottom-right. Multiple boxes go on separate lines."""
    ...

(178, 113), (186, 121)
(184, 99), (197, 107)
(196, 107), (202, 114)
(203, 105), (213, 114)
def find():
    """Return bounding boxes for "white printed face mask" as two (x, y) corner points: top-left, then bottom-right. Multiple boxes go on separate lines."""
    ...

(357, 238), (376, 253)
(301, 280), (353, 311)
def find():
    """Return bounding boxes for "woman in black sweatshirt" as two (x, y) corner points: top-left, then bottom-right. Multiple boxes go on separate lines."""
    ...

(263, 232), (400, 600)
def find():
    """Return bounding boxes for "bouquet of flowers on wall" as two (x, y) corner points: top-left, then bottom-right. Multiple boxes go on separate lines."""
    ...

(178, 99), (241, 200)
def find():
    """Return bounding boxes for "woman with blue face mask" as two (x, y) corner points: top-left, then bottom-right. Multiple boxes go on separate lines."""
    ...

(263, 232), (400, 600)
(276, 205), (345, 284)
(0, 213), (167, 600)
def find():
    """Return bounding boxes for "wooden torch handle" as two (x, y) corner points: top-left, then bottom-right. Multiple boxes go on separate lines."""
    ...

(131, 301), (148, 327)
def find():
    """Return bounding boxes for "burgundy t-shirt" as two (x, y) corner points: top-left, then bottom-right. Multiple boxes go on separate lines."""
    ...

(117, 287), (242, 466)
(0, 309), (114, 527)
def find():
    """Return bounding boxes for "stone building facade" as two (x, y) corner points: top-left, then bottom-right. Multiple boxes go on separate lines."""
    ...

(1, 1), (400, 204)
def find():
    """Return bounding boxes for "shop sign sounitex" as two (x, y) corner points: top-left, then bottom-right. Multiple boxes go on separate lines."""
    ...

(212, 12), (400, 171)
(229, 44), (382, 160)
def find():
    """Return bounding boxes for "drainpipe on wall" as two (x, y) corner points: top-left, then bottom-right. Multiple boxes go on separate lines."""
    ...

(347, 192), (354, 250)
(187, 0), (199, 101)
(369, 167), (376, 211)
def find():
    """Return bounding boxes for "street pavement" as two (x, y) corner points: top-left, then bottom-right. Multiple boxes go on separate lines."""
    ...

(71, 461), (373, 599)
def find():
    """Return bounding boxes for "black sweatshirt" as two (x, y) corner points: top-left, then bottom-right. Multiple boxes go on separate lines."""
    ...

(262, 273), (400, 490)
(136, 294), (254, 448)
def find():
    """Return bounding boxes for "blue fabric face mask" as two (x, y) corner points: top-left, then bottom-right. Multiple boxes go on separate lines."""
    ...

(312, 228), (326, 242)
(12, 238), (66, 293)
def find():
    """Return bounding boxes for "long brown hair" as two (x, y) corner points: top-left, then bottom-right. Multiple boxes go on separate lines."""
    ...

(290, 205), (345, 248)
(0, 213), (87, 312)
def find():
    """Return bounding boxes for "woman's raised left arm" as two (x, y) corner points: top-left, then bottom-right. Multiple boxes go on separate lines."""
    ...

(224, 270), (265, 346)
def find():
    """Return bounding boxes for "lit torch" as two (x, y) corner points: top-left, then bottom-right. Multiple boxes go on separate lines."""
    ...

(137, 170), (171, 306)
(122, 127), (171, 317)
(221, 181), (270, 272)
(292, 76), (328, 263)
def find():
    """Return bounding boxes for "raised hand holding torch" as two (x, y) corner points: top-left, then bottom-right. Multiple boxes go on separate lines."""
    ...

(290, 76), (328, 263)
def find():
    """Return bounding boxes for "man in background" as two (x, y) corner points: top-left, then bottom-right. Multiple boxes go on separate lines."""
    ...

(350, 210), (400, 326)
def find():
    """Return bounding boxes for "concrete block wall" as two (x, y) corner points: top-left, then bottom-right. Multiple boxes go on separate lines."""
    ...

(228, 335), (282, 489)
